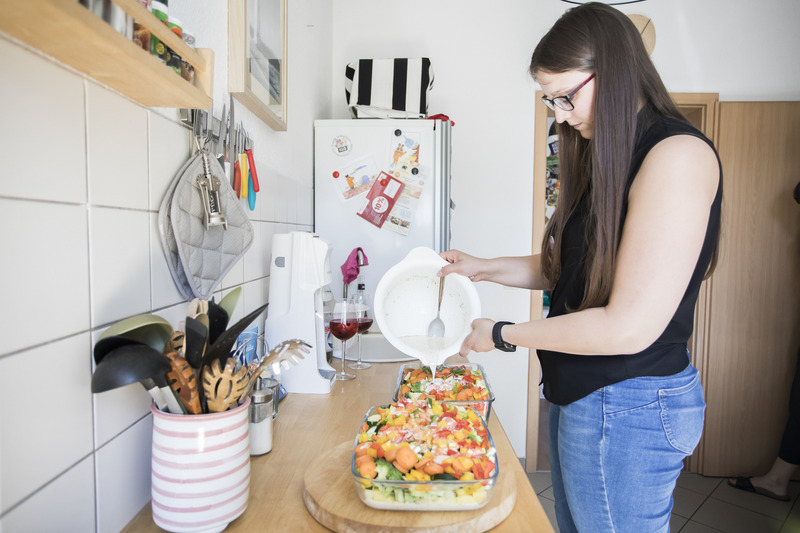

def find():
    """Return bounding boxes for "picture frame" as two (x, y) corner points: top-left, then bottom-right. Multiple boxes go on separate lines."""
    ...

(228, 0), (287, 131)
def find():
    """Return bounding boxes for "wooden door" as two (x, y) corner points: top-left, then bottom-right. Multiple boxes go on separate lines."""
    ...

(694, 102), (800, 476)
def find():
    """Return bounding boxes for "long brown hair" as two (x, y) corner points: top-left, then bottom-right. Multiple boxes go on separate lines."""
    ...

(531, 2), (688, 311)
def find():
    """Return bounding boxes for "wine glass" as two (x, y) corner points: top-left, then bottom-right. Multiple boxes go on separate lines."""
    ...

(330, 298), (357, 381)
(348, 292), (372, 370)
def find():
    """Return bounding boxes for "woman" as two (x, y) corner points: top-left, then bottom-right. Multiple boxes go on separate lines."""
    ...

(440, 3), (722, 532)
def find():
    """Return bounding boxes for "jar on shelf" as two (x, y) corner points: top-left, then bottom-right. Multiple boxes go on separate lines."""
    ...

(166, 17), (183, 76)
(180, 29), (196, 83)
(149, 0), (168, 63)
(132, 0), (151, 51)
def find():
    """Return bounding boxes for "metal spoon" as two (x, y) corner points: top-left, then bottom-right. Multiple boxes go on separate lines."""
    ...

(427, 276), (445, 338)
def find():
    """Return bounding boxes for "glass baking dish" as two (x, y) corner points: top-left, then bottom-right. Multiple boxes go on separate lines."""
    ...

(350, 398), (499, 511)
(392, 362), (495, 419)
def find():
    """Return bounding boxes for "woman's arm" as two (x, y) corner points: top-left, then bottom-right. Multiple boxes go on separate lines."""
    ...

(460, 134), (720, 356)
(439, 250), (551, 291)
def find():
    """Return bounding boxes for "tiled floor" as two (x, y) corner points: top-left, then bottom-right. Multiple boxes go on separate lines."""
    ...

(527, 471), (800, 532)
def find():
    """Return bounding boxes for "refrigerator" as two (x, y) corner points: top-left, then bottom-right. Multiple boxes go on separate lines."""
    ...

(313, 118), (453, 320)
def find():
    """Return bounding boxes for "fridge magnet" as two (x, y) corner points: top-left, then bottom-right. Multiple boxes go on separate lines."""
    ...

(332, 135), (353, 156)
(331, 155), (380, 202)
(357, 172), (405, 229)
(383, 156), (425, 236)
(388, 130), (422, 175)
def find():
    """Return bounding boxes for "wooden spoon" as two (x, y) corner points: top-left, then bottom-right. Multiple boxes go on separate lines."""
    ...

(202, 357), (249, 412)
(165, 352), (202, 414)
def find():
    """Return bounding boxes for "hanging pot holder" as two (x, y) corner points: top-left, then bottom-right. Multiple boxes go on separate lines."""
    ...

(158, 149), (254, 300)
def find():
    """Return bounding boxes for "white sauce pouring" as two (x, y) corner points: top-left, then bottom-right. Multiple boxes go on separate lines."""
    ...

(399, 335), (458, 379)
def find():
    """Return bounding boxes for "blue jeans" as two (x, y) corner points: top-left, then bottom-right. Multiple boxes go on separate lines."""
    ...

(549, 363), (705, 533)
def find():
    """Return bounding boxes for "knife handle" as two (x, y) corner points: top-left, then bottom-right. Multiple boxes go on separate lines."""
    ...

(246, 149), (260, 192)
(233, 161), (242, 198)
(248, 170), (256, 211)
(240, 153), (248, 199)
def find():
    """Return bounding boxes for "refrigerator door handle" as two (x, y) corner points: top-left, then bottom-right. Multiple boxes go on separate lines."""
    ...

(433, 119), (452, 253)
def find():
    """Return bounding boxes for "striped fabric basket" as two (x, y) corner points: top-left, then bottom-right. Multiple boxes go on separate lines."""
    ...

(150, 399), (250, 533)
(344, 58), (434, 119)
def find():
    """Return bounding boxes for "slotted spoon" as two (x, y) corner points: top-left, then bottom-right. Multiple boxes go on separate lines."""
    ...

(237, 339), (311, 403)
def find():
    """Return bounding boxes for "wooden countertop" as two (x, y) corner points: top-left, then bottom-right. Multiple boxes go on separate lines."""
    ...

(122, 357), (554, 532)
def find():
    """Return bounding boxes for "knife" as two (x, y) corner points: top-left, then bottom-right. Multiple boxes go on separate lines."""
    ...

(228, 94), (236, 187)
(245, 131), (260, 193)
(216, 104), (227, 169)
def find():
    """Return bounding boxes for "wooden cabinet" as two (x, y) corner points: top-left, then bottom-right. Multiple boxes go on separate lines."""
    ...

(691, 101), (800, 476)
(526, 94), (800, 476)
(0, 0), (213, 109)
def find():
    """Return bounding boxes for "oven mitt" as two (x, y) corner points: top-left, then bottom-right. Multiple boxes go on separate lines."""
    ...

(158, 150), (254, 300)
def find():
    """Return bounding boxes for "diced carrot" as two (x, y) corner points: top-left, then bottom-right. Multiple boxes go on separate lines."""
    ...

(358, 457), (377, 479)
(423, 462), (444, 476)
(394, 446), (418, 472)
(355, 442), (371, 457)
(384, 446), (398, 463)
(355, 454), (374, 468)
(456, 389), (471, 401)
(452, 455), (474, 476)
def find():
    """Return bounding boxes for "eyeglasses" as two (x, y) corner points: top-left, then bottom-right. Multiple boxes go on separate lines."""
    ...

(540, 73), (595, 111)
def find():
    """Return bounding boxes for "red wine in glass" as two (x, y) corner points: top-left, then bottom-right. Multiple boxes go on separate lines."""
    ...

(357, 317), (373, 334)
(330, 319), (358, 341)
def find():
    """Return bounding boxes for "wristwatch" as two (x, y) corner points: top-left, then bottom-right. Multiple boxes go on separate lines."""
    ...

(492, 321), (516, 352)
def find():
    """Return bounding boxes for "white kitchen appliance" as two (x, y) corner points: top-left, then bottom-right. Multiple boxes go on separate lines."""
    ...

(264, 231), (336, 394)
(314, 118), (452, 310)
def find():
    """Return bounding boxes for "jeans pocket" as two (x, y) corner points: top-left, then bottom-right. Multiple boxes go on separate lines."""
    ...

(659, 374), (706, 454)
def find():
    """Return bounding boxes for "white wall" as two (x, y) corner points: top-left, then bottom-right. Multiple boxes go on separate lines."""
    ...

(330, 0), (800, 460)
(2, 0), (799, 530)
(0, 1), (331, 531)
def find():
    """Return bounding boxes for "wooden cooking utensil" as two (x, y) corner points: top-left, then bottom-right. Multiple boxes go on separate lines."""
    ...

(163, 331), (185, 356)
(165, 352), (202, 414)
(202, 357), (249, 412)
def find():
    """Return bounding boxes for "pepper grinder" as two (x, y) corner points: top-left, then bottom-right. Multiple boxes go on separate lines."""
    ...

(249, 376), (273, 456)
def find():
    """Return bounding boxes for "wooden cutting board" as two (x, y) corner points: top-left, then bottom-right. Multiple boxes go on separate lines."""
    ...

(303, 441), (517, 532)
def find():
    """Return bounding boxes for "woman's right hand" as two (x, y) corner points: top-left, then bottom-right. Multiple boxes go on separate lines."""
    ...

(439, 250), (488, 281)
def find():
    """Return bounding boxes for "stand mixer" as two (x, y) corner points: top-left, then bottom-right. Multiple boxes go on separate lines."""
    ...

(264, 231), (336, 394)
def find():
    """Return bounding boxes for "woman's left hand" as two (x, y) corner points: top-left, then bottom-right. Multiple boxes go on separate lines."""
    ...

(459, 318), (495, 356)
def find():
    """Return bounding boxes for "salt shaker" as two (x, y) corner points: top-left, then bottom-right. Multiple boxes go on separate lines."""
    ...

(249, 377), (273, 455)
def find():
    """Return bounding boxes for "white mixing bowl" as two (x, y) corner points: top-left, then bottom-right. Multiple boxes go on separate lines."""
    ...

(374, 247), (481, 366)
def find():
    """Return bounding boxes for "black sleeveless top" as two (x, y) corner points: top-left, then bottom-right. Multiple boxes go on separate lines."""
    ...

(537, 111), (723, 405)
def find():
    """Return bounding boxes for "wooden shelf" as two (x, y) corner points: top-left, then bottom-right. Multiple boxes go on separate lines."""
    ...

(0, 0), (213, 109)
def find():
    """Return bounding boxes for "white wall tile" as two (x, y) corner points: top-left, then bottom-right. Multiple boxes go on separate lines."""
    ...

(89, 207), (151, 327)
(298, 183), (314, 226)
(95, 416), (153, 533)
(220, 256), (245, 290)
(286, 178), (298, 224)
(148, 111), (193, 211)
(149, 213), (186, 310)
(273, 172), (288, 222)
(243, 221), (270, 282)
(0, 333), (94, 513)
(260, 163), (277, 223)
(0, 198), (90, 355)
(87, 84), (149, 210)
(0, 457), (96, 533)
(0, 39), (87, 204)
